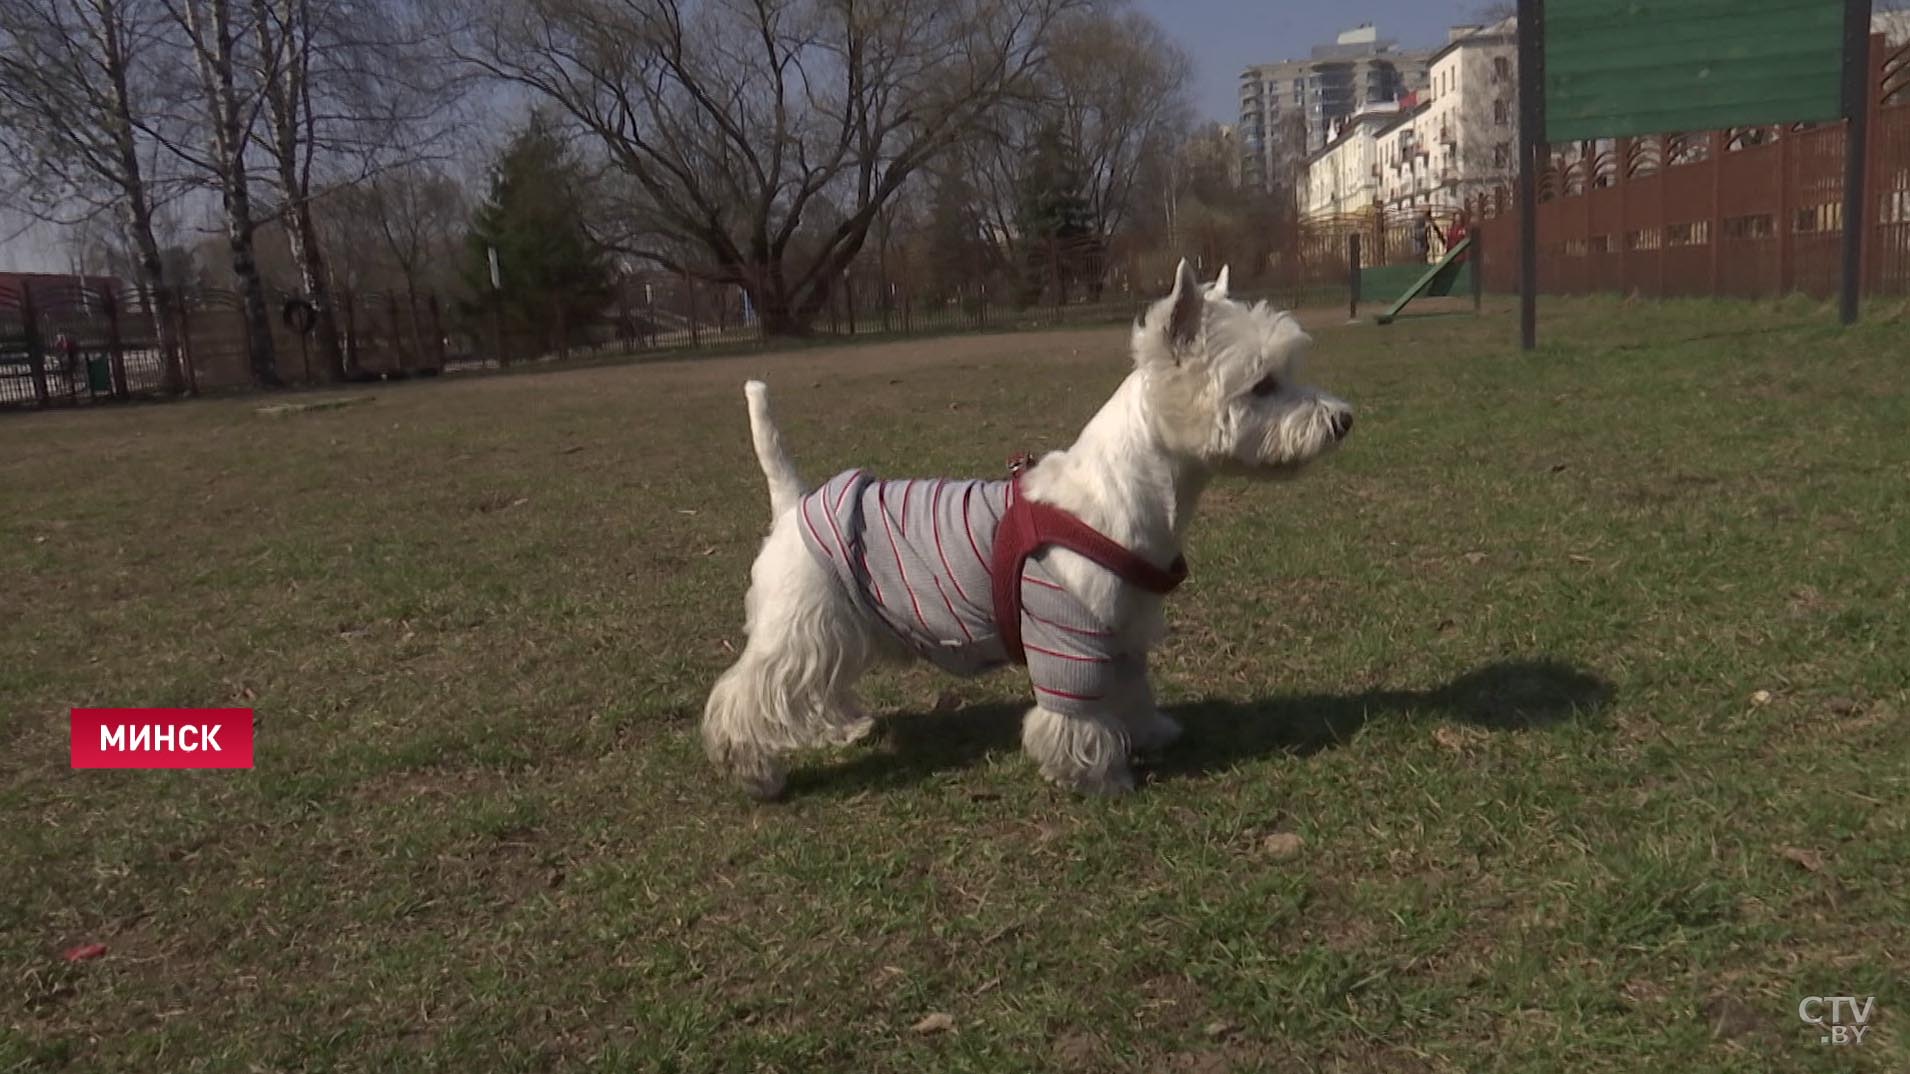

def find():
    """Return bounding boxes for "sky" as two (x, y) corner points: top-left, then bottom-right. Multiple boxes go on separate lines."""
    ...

(0, 0), (1480, 273)
(1, 209), (66, 274)
(1135, 0), (1485, 125)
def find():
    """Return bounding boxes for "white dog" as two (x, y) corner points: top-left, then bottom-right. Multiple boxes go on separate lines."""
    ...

(702, 261), (1353, 799)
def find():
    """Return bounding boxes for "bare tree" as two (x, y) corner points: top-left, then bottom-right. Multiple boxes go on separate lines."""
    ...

(0, 0), (188, 390)
(248, 0), (455, 380)
(936, 7), (1188, 292)
(1046, 9), (1189, 244)
(163, 0), (279, 385)
(247, 0), (343, 378)
(943, 131), (1021, 281)
(1160, 121), (1238, 250)
(324, 161), (468, 347)
(448, 0), (1087, 336)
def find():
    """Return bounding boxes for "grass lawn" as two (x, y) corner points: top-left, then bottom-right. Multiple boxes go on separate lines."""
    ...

(2, 295), (1906, 1072)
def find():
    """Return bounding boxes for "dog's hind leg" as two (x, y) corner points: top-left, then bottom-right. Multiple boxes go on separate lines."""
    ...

(702, 511), (877, 799)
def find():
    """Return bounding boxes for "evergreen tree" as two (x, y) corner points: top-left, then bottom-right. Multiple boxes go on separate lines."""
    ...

(1014, 123), (1101, 305)
(463, 114), (615, 358)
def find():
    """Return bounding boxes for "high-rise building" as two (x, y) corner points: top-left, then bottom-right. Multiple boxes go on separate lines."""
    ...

(1238, 24), (1431, 193)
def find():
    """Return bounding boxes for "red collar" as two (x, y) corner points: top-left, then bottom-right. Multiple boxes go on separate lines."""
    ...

(989, 473), (1189, 666)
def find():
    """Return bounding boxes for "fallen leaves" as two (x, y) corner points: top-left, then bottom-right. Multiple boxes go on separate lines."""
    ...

(911, 1012), (955, 1035)
(1777, 846), (1826, 873)
(1433, 725), (1487, 753)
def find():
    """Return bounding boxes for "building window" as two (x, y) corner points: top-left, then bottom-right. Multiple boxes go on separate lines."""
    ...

(1493, 143), (1510, 168)
(1494, 99), (1509, 126)
(1494, 56), (1511, 81)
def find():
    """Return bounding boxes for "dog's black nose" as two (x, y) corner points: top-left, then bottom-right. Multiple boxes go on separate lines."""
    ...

(1330, 411), (1354, 440)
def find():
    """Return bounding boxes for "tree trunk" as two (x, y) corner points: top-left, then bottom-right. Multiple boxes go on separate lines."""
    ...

(227, 210), (279, 387)
(128, 221), (187, 394)
(98, 0), (184, 393)
(258, 0), (342, 382)
(403, 279), (423, 359)
(752, 297), (809, 337)
(284, 201), (345, 381)
(738, 265), (809, 338)
(735, 229), (877, 337)
(186, 0), (277, 386)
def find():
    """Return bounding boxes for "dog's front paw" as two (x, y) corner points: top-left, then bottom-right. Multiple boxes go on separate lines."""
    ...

(1128, 711), (1183, 755)
(1036, 757), (1136, 796)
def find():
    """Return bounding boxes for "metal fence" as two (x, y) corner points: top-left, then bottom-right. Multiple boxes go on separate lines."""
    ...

(0, 279), (453, 409)
(0, 279), (168, 407)
(4, 234), (1356, 410)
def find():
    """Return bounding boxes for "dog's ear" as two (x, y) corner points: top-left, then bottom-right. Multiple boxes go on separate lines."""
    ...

(1132, 258), (1208, 371)
(1166, 258), (1202, 346)
(1211, 265), (1231, 300)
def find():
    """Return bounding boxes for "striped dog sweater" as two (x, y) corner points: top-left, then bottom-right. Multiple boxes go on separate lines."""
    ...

(795, 469), (1185, 716)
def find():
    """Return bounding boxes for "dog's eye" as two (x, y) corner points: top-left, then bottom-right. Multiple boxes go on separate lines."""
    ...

(1250, 375), (1281, 398)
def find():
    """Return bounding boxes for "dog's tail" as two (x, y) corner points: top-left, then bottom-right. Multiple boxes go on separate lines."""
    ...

(744, 380), (804, 518)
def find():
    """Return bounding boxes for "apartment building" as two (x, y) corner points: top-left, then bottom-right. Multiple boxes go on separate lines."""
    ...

(1238, 24), (1431, 193)
(1371, 21), (1518, 214)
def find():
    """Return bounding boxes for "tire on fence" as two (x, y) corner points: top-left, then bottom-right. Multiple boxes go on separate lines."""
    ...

(281, 297), (317, 337)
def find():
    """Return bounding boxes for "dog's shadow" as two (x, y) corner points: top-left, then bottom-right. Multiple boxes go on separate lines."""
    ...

(786, 658), (1615, 798)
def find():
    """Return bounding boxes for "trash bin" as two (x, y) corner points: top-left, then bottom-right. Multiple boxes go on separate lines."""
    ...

(86, 352), (112, 395)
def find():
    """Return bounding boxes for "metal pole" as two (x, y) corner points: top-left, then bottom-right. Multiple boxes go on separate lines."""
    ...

(1348, 232), (1362, 320)
(488, 245), (505, 366)
(21, 282), (48, 406)
(1517, 0), (1544, 350)
(1472, 221), (1485, 313)
(1838, 0), (1871, 326)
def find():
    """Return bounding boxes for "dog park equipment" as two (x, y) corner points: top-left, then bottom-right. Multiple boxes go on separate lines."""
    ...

(1514, 0), (1874, 348)
(1372, 237), (1476, 326)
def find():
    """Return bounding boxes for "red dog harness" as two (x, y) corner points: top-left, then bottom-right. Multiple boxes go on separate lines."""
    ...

(988, 456), (1188, 666)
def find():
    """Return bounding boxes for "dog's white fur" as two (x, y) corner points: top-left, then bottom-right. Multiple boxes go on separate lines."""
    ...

(703, 261), (1353, 799)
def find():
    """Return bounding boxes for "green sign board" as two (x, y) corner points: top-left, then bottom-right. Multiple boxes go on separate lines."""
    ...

(1544, 0), (1847, 142)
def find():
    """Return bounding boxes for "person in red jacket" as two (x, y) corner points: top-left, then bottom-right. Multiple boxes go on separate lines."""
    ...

(1445, 210), (1471, 262)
